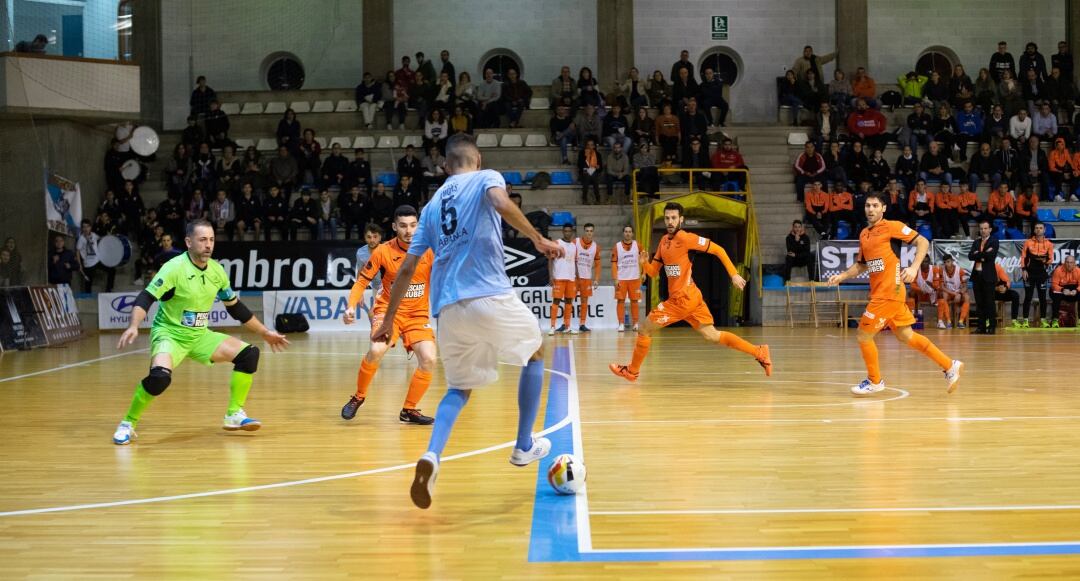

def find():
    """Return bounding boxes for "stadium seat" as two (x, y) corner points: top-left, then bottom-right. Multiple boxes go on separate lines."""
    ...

(220, 102), (241, 115)
(500, 134), (524, 147)
(1044, 222), (1057, 238)
(1037, 208), (1059, 222)
(256, 138), (278, 151)
(551, 171), (574, 185)
(401, 135), (423, 149)
(335, 100), (357, 113)
(763, 274), (785, 289)
(501, 171), (523, 185)
(524, 171), (537, 183)
(916, 223), (933, 240)
(835, 221), (851, 240)
(312, 100), (335, 113)
(314, 137), (328, 149)
(240, 102), (264, 115)
(525, 134), (549, 147)
(1006, 227), (1025, 240)
(787, 132), (809, 146)
(530, 97), (549, 110)
(353, 136), (376, 150)
(264, 101), (287, 115)
(377, 135), (400, 149)
(329, 136), (351, 149)
(476, 133), (498, 148)
(551, 211), (575, 226)
(233, 138), (255, 150)
(289, 101), (311, 113)
(1060, 209), (1079, 221)
(376, 172), (398, 187)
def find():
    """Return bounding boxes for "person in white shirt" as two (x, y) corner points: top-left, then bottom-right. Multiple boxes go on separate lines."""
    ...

(612, 225), (642, 331)
(574, 224), (602, 332)
(548, 224), (578, 334)
(1009, 108), (1032, 142)
(76, 218), (114, 292)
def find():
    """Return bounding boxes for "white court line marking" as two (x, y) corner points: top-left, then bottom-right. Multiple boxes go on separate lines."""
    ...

(729, 385), (910, 408)
(0, 365), (574, 518)
(581, 415), (1080, 426)
(590, 504), (1080, 516)
(583, 540), (1080, 555)
(566, 340), (593, 553)
(0, 348), (148, 383)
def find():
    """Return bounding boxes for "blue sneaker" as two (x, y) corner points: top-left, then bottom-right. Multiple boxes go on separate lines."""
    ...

(851, 378), (886, 397)
(112, 420), (136, 445)
(223, 409), (261, 431)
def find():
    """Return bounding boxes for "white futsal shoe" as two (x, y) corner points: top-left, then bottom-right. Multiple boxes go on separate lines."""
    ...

(112, 420), (136, 445)
(944, 360), (964, 393)
(617, 324), (625, 332)
(509, 437), (551, 466)
(851, 378), (886, 397)
(223, 409), (262, 431)
(411, 451), (439, 509)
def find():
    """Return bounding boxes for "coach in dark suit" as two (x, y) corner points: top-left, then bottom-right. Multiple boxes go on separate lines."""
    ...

(968, 219), (1000, 334)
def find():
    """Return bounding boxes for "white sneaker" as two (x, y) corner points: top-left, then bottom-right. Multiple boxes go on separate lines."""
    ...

(509, 437), (551, 466)
(223, 409), (261, 431)
(570, 327), (580, 335)
(113, 420), (136, 445)
(1056, 195), (1066, 202)
(937, 320), (947, 329)
(944, 360), (964, 393)
(851, 378), (886, 397)
(617, 324), (625, 332)
(410, 452), (439, 509)
(1072, 194), (1080, 202)
(548, 327), (556, 336)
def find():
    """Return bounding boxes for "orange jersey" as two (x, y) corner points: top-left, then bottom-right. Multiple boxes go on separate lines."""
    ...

(908, 189), (935, 212)
(829, 191), (854, 212)
(1015, 193), (1038, 217)
(958, 191), (980, 214)
(988, 191), (1015, 214)
(936, 191), (960, 210)
(349, 238), (434, 316)
(644, 230), (736, 298)
(857, 219), (919, 303)
(995, 263), (1010, 286)
(805, 188), (830, 214)
(1021, 237), (1054, 268)
(1052, 265), (1080, 292)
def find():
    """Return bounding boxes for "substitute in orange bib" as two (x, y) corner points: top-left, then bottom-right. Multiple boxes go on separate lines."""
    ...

(612, 225), (642, 332)
(574, 223), (602, 332)
(908, 255), (940, 317)
(610, 202), (771, 382)
(548, 224), (578, 335)
(341, 205), (436, 425)
(937, 254), (970, 329)
(828, 192), (963, 396)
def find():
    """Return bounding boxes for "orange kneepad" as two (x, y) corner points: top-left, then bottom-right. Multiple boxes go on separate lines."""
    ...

(858, 299), (916, 333)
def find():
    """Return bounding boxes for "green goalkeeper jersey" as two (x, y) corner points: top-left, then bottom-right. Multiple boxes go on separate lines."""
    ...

(146, 252), (236, 340)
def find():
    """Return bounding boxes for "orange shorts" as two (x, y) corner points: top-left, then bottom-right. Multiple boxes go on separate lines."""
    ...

(615, 280), (642, 301)
(552, 279), (576, 300)
(858, 298), (916, 334)
(576, 278), (594, 298)
(648, 288), (713, 328)
(371, 309), (434, 352)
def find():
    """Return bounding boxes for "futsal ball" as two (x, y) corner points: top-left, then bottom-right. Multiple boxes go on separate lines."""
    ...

(547, 453), (586, 495)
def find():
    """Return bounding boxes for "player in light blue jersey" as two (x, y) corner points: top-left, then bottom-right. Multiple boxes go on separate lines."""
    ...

(354, 223), (383, 321)
(374, 134), (564, 509)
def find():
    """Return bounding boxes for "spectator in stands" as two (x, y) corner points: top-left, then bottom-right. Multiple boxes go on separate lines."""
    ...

(1054, 41), (1074, 83)
(434, 71), (454, 113)
(395, 55), (415, 89)
(957, 182), (982, 237)
(867, 149), (890, 191)
(893, 144), (917, 192)
(711, 137), (748, 190)
(154, 234), (183, 270)
(578, 137), (604, 205)
(276, 108), (301, 152)
(999, 69), (1025, 115)
(262, 186), (288, 241)
(574, 103), (603, 149)
(550, 66), (578, 110)
(671, 67), (699, 113)
(846, 98), (889, 151)
(396, 145), (422, 180)
(103, 138), (132, 194)
(393, 174), (423, 210)
(995, 262), (1020, 326)
(969, 141), (997, 191)
(412, 70), (436, 130)
(850, 67), (878, 109)
(812, 102), (840, 150)
(339, 186), (367, 240)
(321, 143), (349, 189)
(1020, 42), (1049, 81)
(577, 67), (603, 109)
(422, 145), (447, 196)
(898, 71), (928, 106)
(919, 140), (952, 184)
(622, 67), (649, 110)
(1050, 255), (1080, 327)
(829, 69), (853, 115)
(180, 115), (205, 152)
(189, 76), (217, 119)
(793, 141), (825, 201)
(646, 70), (671, 110)
(655, 102), (681, 163)
(1020, 222), (1053, 326)
(935, 182), (960, 238)
(974, 68), (999, 115)
(118, 180), (145, 237)
(503, 68), (532, 129)
(241, 146), (264, 191)
(984, 104), (1009, 146)
(797, 69), (828, 113)
(908, 179), (935, 229)
(423, 108), (449, 155)
(792, 45), (835, 82)
(0, 247), (20, 286)
(990, 41), (1016, 82)
(671, 50), (696, 84)
(440, 50), (456, 90)
(165, 143), (193, 199)
(949, 64), (974, 108)
(679, 98), (709, 161)
(955, 100), (983, 161)
(193, 142), (217, 193)
(843, 139), (869, 186)
(450, 104), (473, 136)
(987, 182), (1018, 228)
(47, 234), (76, 286)
(633, 141), (660, 197)
(699, 68), (729, 128)
(94, 212), (116, 237)
(602, 103), (632, 151)
(385, 71), (409, 130)
(1033, 101), (1058, 143)
(474, 68), (503, 128)
(993, 135), (1018, 190)
(157, 193), (184, 240)
(76, 219), (112, 292)
(783, 220), (815, 282)
(415, 52), (436, 86)
(550, 105), (575, 165)
(803, 180), (830, 238)
(270, 145), (299, 196)
(1016, 186), (1039, 232)
(924, 71), (949, 110)
(631, 106), (655, 146)
(1046, 67), (1076, 125)
(930, 103), (957, 156)
(210, 189), (235, 240)
(1019, 135), (1050, 197)
(779, 70), (803, 126)
(187, 189), (208, 223)
(14, 33), (48, 54)
(605, 140), (631, 202)
(355, 72), (382, 129)
(852, 180), (873, 231)
(1022, 68), (1047, 116)
(203, 100), (230, 148)
(216, 144), (241, 196)
(98, 190), (122, 228)
(314, 189), (338, 240)
(288, 189), (319, 240)
(683, 138), (710, 179)
(824, 140), (847, 187)
(1048, 137), (1074, 201)
(347, 148), (372, 193)
(884, 178), (908, 222)
(900, 102), (933, 152)
(828, 182), (856, 239)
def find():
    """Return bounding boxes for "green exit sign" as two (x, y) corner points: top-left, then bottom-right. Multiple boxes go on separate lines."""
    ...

(711, 15), (728, 40)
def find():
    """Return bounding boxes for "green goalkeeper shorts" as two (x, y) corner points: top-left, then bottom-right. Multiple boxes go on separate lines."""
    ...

(150, 327), (235, 366)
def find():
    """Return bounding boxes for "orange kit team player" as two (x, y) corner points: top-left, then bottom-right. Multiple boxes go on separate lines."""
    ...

(937, 254), (970, 329)
(610, 202), (772, 382)
(574, 223), (602, 332)
(907, 255), (940, 316)
(548, 224), (578, 334)
(828, 192), (963, 396)
(612, 225), (642, 332)
(341, 205), (437, 425)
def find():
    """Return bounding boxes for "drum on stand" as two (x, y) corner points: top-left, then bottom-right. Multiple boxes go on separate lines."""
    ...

(98, 235), (132, 268)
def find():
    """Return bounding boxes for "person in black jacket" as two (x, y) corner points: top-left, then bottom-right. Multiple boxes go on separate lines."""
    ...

(338, 185), (368, 239)
(48, 234), (78, 285)
(894, 145), (919, 193)
(699, 67), (729, 127)
(204, 100), (231, 148)
(968, 141), (998, 191)
(919, 140), (952, 184)
(396, 146), (422, 180)
(189, 76), (217, 118)
(321, 143), (349, 189)
(902, 102), (932, 151)
(989, 41), (1016, 82)
(992, 136), (1018, 189)
(392, 175), (422, 210)
(262, 186), (289, 241)
(783, 220), (815, 282)
(346, 148), (373, 192)
(233, 182), (262, 241)
(1019, 42), (1049, 82)
(679, 98), (709, 162)
(369, 182), (394, 234)
(812, 102), (840, 151)
(671, 50), (695, 85)
(288, 189), (319, 240)
(968, 220), (1000, 333)
(1018, 135), (1050, 195)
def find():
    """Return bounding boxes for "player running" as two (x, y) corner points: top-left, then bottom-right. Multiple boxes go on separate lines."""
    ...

(828, 192), (963, 396)
(112, 219), (290, 445)
(612, 225), (642, 332)
(341, 205), (436, 425)
(609, 202), (771, 382)
(373, 134), (563, 509)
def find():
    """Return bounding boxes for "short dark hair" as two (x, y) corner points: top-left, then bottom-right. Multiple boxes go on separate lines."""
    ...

(583, 223), (595, 230)
(446, 134), (480, 170)
(186, 218), (214, 237)
(978, 218), (992, 226)
(562, 223), (576, 230)
(81, 219), (91, 226)
(863, 191), (887, 205)
(394, 205), (418, 220)
(364, 223), (383, 235)
(792, 219), (803, 226)
(196, 75), (206, 83)
(509, 192), (522, 202)
(664, 202), (684, 216)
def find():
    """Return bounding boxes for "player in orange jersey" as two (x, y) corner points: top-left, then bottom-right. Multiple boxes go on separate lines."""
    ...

(612, 225), (642, 332)
(574, 223), (602, 332)
(341, 205), (436, 424)
(609, 202), (771, 381)
(828, 192), (963, 396)
(548, 224), (578, 334)
(937, 253), (970, 329)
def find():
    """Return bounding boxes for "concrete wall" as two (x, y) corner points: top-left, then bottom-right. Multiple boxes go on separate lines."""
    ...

(393, 0), (597, 87)
(634, 0), (838, 123)
(1, 55), (140, 114)
(868, 1), (1066, 83)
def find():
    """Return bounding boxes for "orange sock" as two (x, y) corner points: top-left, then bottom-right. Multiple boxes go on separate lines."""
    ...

(403, 368), (432, 410)
(616, 301), (626, 325)
(906, 332), (952, 370)
(564, 300), (573, 328)
(550, 301), (560, 327)
(628, 335), (652, 373)
(859, 340), (881, 383)
(937, 299), (949, 323)
(580, 297), (589, 325)
(630, 300), (639, 325)
(959, 301), (970, 323)
(717, 331), (758, 356)
(355, 358), (380, 399)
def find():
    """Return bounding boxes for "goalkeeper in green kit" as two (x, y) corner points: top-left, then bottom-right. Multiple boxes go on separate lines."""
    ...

(113, 219), (290, 445)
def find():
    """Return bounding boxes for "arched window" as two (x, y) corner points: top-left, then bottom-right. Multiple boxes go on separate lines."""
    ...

(262, 53), (305, 91)
(479, 49), (523, 82)
(915, 46), (960, 79)
(117, 0), (133, 62)
(698, 47), (742, 86)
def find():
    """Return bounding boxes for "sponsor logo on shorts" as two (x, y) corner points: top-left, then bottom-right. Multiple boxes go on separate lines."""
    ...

(664, 265), (682, 278)
(405, 283), (426, 298)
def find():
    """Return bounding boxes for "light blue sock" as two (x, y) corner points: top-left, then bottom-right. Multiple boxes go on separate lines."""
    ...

(427, 388), (469, 458)
(516, 359), (545, 451)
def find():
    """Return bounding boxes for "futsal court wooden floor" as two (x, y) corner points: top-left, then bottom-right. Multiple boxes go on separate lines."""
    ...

(2, 326), (1080, 579)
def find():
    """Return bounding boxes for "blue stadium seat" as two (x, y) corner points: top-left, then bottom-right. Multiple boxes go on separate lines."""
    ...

(524, 171), (538, 183)
(835, 220), (851, 240)
(501, 171), (523, 186)
(1044, 222), (1057, 238)
(551, 211), (575, 226)
(1006, 227), (1025, 240)
(551, 171), (574, 185)
(763, 274), (785, 289)
(917, 223), (933, 240)
(1060, 209), (1079, 221)
(377, 172), (398, 187)
(1037, 208), (1059, 222)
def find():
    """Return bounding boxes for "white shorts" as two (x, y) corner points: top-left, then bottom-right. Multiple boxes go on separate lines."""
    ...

(437, 293), (543, 389)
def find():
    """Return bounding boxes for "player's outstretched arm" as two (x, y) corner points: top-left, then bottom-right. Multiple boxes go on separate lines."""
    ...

(373, 254), (419, 342)
(117, 290), (156, 350)
(828, 262), (868, 286)
(487, 186), (563, 258)
(224, 298), (290, 352)
(704, 241), (746, 290)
